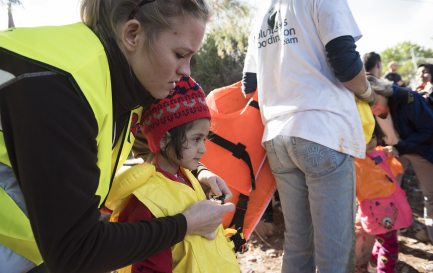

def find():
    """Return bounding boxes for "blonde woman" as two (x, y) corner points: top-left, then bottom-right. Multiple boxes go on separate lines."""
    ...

(0, 1), (233, 272)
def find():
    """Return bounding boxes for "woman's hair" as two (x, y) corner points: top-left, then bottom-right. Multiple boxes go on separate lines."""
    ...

(372, 120), (386, 147)
(160, 119), (204, 160)
(80, 0), (211, 49)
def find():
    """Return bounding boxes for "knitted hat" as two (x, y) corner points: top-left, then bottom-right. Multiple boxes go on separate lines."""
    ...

(141, 76), (210, 153)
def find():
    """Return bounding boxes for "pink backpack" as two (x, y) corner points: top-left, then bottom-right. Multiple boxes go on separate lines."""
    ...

(359, 185), (412, 235)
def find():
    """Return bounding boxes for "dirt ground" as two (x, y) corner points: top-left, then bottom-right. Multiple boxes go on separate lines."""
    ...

(237, 168), (433, 273)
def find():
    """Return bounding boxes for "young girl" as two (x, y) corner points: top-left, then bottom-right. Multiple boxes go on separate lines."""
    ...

(106, 76), (240, 273)
(355, 124), (412, 273)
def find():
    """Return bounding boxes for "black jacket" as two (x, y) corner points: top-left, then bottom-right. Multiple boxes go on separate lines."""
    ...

(390, 87), (433, 164)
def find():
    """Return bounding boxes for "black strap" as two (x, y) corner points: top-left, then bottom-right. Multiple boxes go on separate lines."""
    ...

(208, 132), (256, 190)
(209, 99), (260, 239)
(229, 226), (248, 253)
(229, 193), (249, 229)
(249, 100), (259, 109)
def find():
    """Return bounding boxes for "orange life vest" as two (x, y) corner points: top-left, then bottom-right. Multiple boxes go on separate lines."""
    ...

(201, 81), (276, 240)
(355, 146), (404, 201)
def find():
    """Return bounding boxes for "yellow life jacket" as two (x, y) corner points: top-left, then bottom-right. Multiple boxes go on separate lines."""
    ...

(200, 81), (276, 240)
(356, 98), (375, 145)
(0, 23), (142, 265)
(106, 164), (240, 273)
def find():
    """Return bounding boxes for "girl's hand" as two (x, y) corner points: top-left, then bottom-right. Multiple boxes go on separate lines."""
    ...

(197, 169), (233, 202)
(383, 145), (399, 158)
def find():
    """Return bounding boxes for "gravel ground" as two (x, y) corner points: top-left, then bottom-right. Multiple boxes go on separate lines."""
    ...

(237, 168), (433, 273)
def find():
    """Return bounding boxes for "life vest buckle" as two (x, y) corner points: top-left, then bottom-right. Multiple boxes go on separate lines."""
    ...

(210, 194), (226, 204)
(228, 227), (248, 253)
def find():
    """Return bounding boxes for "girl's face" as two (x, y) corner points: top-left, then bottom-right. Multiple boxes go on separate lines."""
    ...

(178, 119), (211, 171)
(416, 66), (432, 85)
(125, 16), (206, 99)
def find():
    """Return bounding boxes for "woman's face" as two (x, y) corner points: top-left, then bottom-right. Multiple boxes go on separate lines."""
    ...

(416, 66), (432, 84)
(126, 16), (206, 99)
(371, 94), (389, 119)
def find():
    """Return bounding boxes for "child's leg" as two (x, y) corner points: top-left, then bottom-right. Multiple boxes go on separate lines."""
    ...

(369, 240), (379, 267)
(375, 230), (399, 273)
(355, 213), (376, 267)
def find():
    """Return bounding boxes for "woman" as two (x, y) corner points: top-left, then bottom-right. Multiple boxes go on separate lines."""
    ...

(415, 63), (433, 98)
(0, 1), (233, 273)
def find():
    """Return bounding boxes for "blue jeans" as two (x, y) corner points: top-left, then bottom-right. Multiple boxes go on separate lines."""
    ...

(264, 136), (356, 273)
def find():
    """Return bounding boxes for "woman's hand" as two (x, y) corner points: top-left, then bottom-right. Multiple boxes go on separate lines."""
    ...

(182, 200), (235, 239)
(383, 145), (399, 158)
(197, 169), (233, 202)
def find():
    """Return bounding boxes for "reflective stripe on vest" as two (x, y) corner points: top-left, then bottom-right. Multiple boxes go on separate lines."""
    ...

(200, 81), (276, 240)
(0, 23), (141, 264)
(106, 164), (240, 273)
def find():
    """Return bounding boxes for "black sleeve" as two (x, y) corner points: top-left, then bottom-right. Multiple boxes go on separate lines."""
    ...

(241, 72), (257, 94)
(391, 85), (414, 102)
(325, 35), (363, 82)
(393, 93), (433, 155)
(0, 74), (186, 273)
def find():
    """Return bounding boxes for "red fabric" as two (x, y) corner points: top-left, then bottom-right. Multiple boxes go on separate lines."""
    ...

(156, 164), (192, 188)
(141, 76), (211, 153)
(118, 168), (195, 273)
(118, 196), (173, 273)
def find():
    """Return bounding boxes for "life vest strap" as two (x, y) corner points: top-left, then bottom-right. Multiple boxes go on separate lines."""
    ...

(229, 227), (248, 253)
(208, 132), (256, 190)
(229, 193), (249, 231)
(248, 100), (259, 109)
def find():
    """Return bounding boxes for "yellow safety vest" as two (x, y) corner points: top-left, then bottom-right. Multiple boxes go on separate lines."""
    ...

(0, 23), (142, 265)
(106, 164), (240, 273)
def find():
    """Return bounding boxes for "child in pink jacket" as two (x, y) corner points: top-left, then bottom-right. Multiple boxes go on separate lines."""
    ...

(355, 124), (412, 273)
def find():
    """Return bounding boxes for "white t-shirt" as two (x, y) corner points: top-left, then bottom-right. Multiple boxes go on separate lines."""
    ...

(243, 0), (365, 158)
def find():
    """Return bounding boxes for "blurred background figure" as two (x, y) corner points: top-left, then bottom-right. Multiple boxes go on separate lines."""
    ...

(415, 63), (433, 99)
(384, 61), (406, 87)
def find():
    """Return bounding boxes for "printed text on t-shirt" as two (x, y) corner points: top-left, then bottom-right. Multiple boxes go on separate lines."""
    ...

(257, 18), (298, 48)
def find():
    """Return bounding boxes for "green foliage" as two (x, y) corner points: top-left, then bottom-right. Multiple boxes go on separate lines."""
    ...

(191, 0), (252, 93)
(0, 0), (22, 4)
(192, 3), (433, 93)
(380, 41), (433, 86)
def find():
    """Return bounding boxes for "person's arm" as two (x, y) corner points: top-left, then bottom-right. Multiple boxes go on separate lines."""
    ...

(241, 28), (258, 98)
(195, 168), (233, 201)
(315, 0), (371, 102)
(241, 72), (257, 96)
(325, 35), (374, 104)
(0, 74), (186, 273)
(343, 69), (371, 99)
